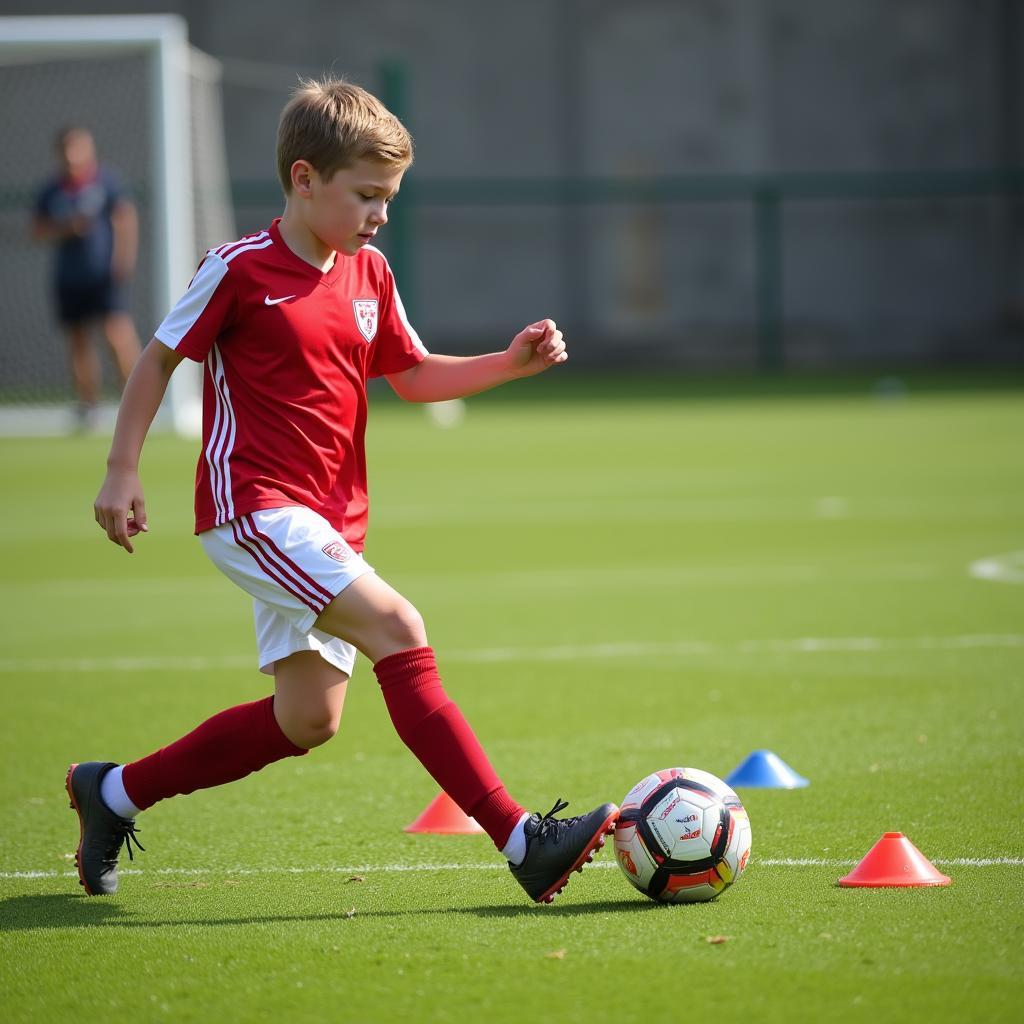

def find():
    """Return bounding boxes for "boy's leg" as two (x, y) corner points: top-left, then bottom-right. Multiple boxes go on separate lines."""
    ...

(69, 653), (347, 896)
(120, 650), (349, 807)
(272, 650), (349, 748)
(314, 573), (525, 848)
(315, 573), (618, 903)
(119, 693), (308, 811)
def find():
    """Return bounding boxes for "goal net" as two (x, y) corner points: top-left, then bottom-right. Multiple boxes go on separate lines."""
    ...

(0, 14), (235, 435)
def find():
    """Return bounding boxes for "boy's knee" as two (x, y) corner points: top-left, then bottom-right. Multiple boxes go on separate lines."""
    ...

(381, 600), (427, 652)
(286, 710), (340, 750)
(317, 580), (428, 661)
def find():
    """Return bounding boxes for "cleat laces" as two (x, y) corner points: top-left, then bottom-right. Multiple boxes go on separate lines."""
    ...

(532, 799), (584, 845)
(103, 821), (145, 867)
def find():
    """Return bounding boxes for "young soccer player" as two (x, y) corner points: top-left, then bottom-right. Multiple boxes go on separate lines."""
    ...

(73, 77), (617, 904)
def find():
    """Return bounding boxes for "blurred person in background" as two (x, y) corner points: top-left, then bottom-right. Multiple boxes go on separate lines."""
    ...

(32, 126), (142, 430)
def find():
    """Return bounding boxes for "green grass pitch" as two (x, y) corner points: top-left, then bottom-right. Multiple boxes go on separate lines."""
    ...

(0, 375), (1022, 1023)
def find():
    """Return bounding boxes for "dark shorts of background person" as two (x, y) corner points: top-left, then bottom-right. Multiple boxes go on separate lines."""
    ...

(56, 277), (128, 326)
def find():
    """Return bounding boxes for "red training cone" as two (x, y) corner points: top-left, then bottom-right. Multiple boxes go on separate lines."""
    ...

(403, 791), (485, 834)
(838, 832), (951, 887)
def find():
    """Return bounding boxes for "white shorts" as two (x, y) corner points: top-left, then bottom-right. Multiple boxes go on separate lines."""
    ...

(199, 506), (375, 677)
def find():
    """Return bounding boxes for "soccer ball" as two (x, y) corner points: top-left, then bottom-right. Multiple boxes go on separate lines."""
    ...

(614, 767), (752, 903)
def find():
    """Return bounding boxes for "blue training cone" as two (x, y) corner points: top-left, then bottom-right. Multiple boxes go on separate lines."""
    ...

(725, 749), (809, 789)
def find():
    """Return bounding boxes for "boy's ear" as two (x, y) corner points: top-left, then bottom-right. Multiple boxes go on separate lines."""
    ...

(290, 160), (314, 197)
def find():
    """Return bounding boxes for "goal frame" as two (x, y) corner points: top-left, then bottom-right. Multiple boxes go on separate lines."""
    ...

(0, 13), (201, 433)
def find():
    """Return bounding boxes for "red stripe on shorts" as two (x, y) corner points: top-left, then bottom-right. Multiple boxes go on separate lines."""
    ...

(241, 513), (336, 605)
(230, 517), (325, 615)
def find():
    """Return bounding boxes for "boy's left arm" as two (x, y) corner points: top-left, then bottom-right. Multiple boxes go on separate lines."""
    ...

(386, 319), (566, 402)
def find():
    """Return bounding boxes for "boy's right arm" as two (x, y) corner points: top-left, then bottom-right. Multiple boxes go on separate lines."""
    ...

(94, 338), (186, 553)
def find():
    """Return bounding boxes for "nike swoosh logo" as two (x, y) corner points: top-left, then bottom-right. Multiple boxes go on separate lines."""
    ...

(264, 294), (296, 306)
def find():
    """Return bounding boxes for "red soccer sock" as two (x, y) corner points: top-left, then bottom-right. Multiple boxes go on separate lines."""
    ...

(373, 646), (525, 850)
(121, 696), (307, 811)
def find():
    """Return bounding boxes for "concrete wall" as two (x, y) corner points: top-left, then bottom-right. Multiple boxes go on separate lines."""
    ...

(3, 0), (1020, 368)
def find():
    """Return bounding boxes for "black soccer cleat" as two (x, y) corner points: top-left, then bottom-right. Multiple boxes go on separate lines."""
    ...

(66, 761), (144, 896)
(509, 799), (619, 904)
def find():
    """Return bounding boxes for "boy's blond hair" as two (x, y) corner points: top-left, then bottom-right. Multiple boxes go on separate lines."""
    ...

(276, 77), (413, 193)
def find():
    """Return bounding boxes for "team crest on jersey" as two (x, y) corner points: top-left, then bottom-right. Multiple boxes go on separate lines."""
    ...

(322, 541), (350, 562)
(353, 299), (378, 342)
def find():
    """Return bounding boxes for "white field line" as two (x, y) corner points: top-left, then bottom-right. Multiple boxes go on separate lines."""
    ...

(3, 857), (1022, 880)
(1, 634), (1022, 674)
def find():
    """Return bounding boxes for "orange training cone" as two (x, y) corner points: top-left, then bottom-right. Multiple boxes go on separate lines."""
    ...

(403, 791), (485, 834)
(838, 832), (951, 887)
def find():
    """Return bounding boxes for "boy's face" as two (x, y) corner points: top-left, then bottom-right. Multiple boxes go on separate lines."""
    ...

(300, 157), (405, 256)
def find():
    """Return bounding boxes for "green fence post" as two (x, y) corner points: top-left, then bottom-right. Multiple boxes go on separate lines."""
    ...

(754, 187), (784, 371)
(378, 60), (413, 314)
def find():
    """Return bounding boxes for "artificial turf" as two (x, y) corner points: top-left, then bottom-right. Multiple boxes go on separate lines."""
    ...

(0, 376), (1021, 1023)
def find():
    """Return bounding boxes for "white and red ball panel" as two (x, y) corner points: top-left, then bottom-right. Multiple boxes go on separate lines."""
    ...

(612, 820), (659, 893)
(721, 805), (752, 880)
(619, 768), (684, 815)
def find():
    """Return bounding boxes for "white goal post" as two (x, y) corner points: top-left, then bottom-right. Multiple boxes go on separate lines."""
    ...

(0, 13), (232, 435)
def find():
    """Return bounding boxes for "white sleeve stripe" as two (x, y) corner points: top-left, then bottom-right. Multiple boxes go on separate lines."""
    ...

(213, 230), (268, 258)
(223, 237), (274, 264)
(392, 285), (428, 355)
(204, 349), (227, 521)
(205, 344), (237, 524)
(363, 245), (428, 355)
(154, 255), (229, 350)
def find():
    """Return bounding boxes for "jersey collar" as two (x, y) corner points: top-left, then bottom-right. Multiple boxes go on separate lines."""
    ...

(269, 218), (345, 285)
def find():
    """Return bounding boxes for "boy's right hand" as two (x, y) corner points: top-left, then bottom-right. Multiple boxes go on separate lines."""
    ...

(94, 468), (149, 554)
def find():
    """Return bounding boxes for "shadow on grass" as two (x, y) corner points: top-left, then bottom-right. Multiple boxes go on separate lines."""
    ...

(0, 893), (136, 931)
(0, 893), (661, 931)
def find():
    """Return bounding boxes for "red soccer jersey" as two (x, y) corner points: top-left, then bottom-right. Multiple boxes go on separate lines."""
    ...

(155, 219), (427, 549)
